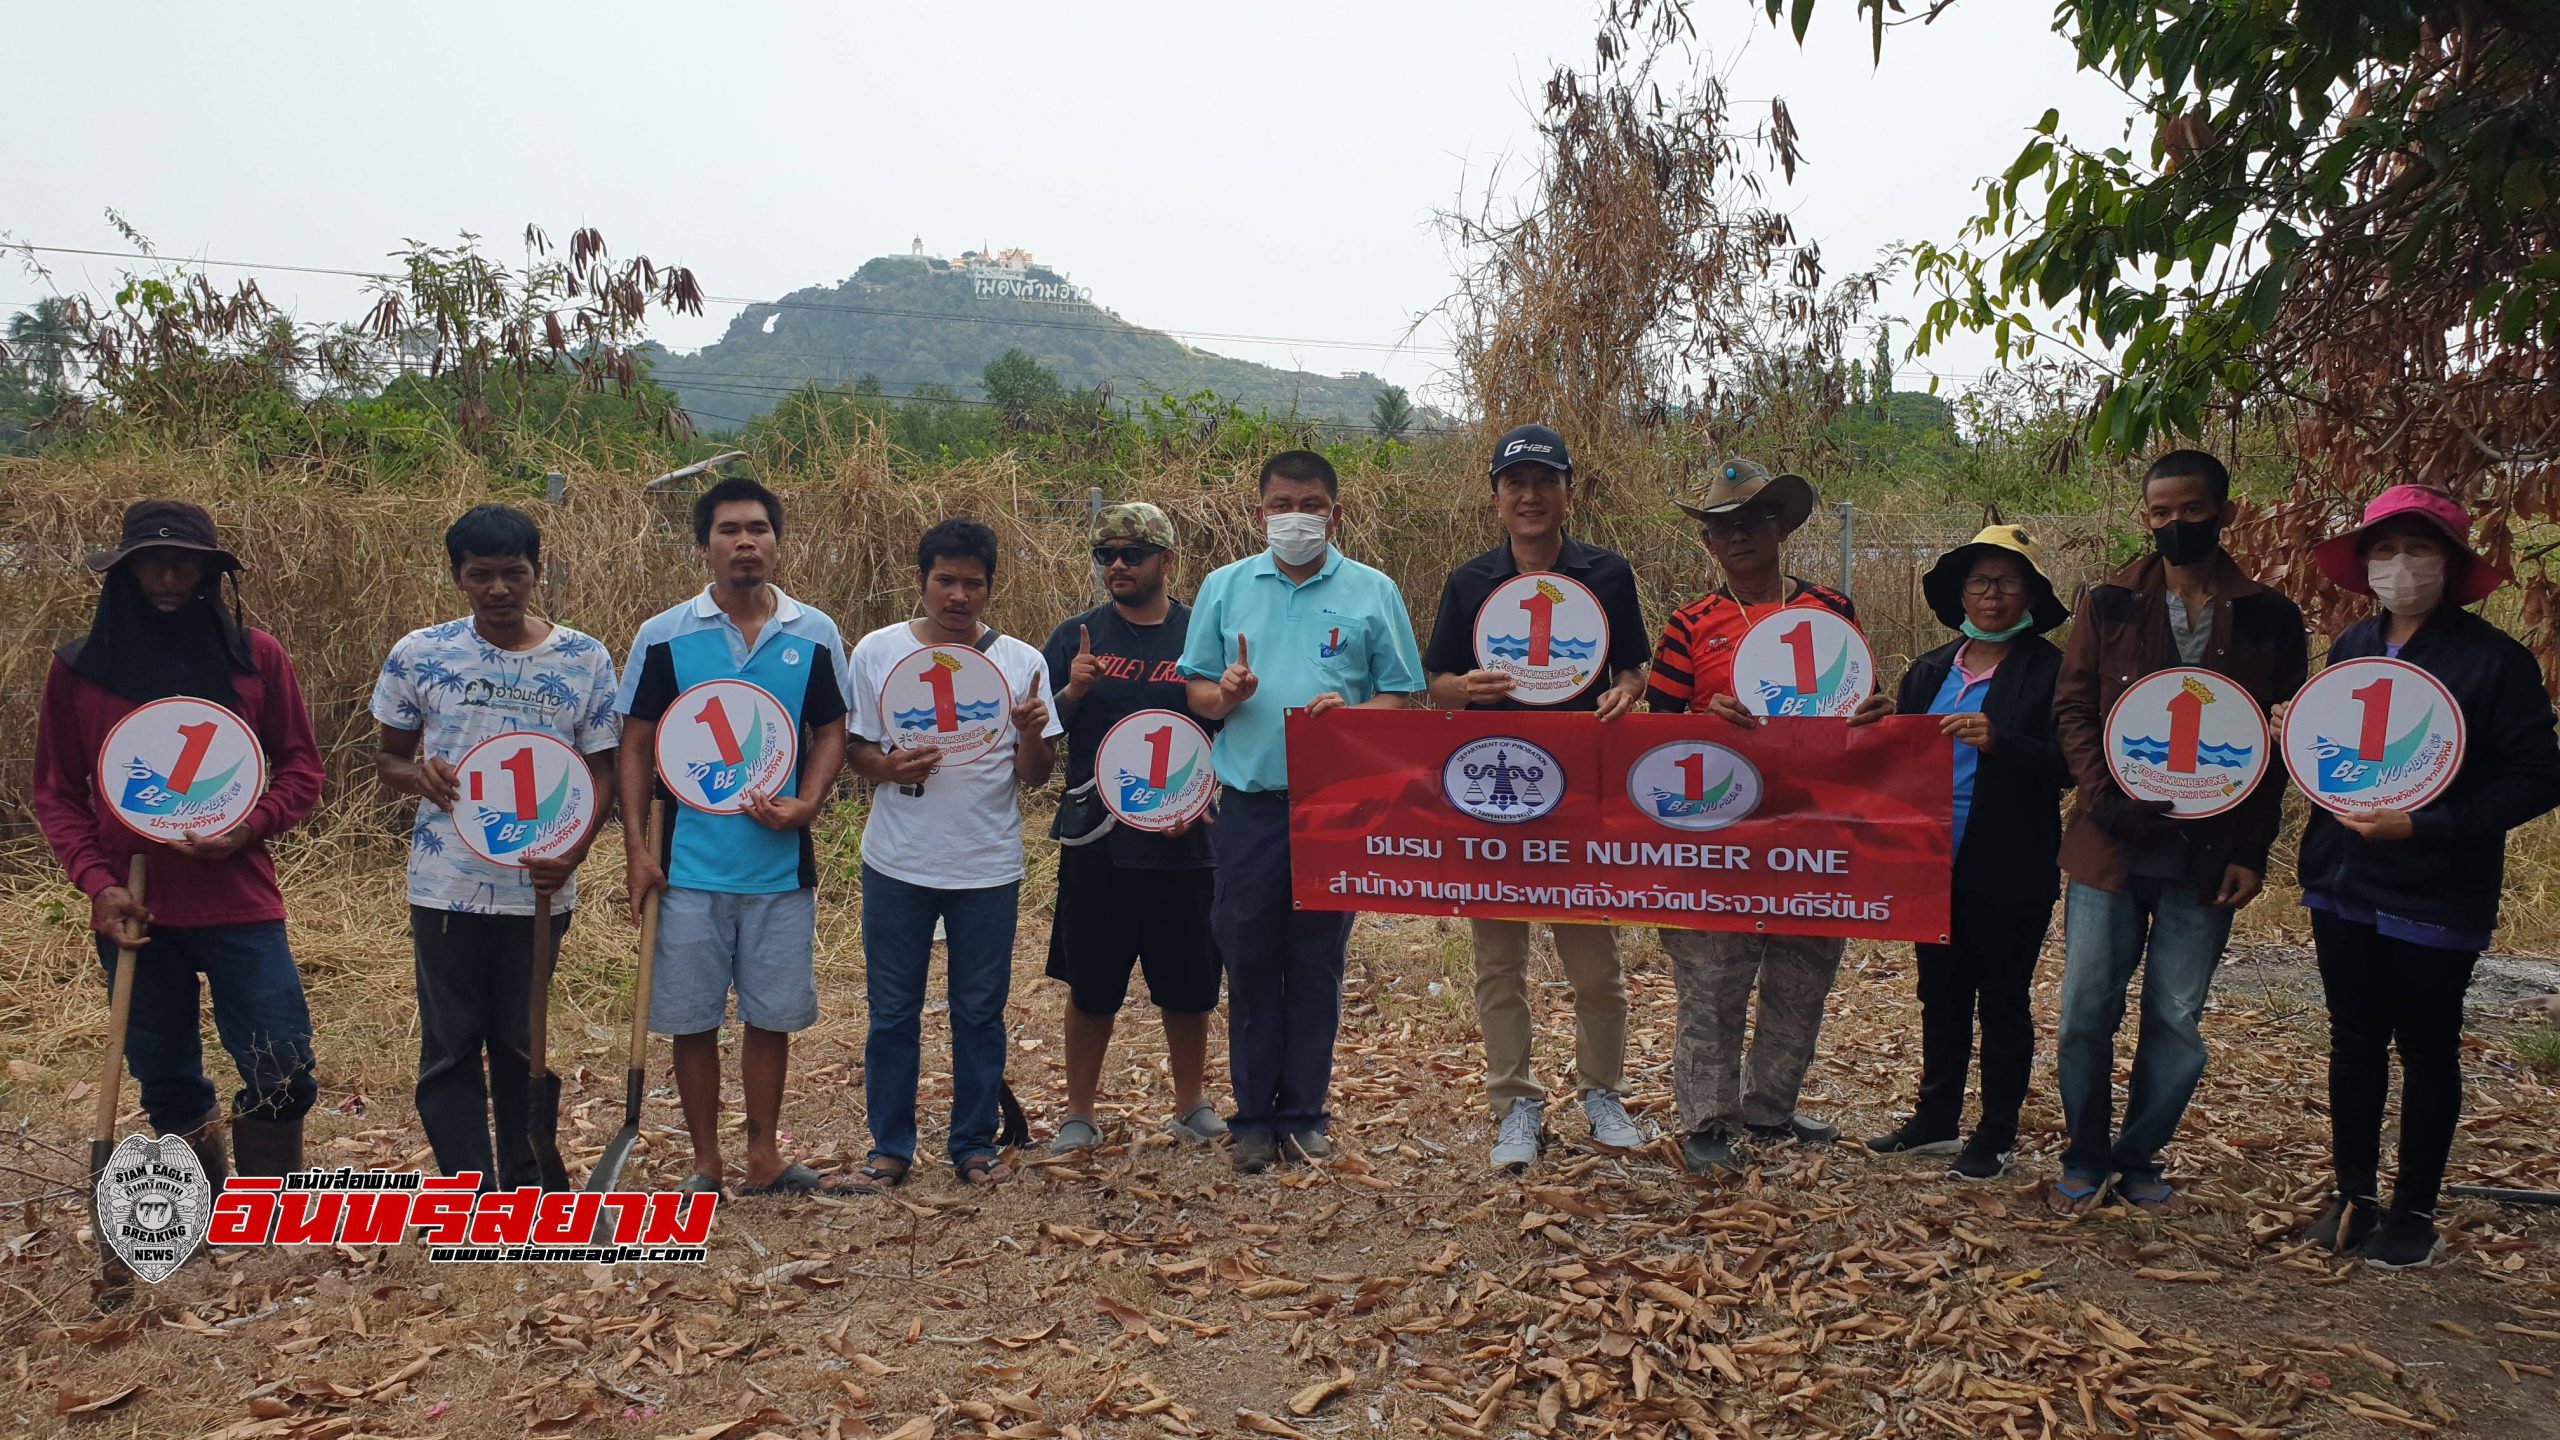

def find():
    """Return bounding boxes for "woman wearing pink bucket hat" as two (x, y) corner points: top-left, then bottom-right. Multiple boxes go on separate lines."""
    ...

(2290, 485), (2560, 1269)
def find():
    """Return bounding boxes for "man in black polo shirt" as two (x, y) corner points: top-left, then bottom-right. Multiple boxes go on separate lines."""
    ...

(1424, 424), (1652, 1170)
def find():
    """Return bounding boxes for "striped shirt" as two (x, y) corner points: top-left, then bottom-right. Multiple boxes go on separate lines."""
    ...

(1645, 579), (1858, 713)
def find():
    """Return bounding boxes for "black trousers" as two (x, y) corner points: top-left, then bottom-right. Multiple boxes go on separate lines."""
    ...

(411, 905), (571, 1191)
(1911, 886), (2054, 1148)
(2311, 909), (2478, 1214)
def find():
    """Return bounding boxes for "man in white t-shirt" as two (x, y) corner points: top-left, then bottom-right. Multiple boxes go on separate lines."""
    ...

(371, 504), (620, 1190)
(843, 519), (1061, 1189)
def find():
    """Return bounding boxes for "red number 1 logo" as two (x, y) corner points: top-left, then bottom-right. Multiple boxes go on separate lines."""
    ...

(167, 720), (217, 794)
(1142, 725), (1173, 789)
(2350, 675), (2394, 761)
(916, 662), (959, 732)
(1779, 620), (1818, 695)
(1672, 751), (1706, 802)
(2163, 687), (2204, 774)
(1519, 590), (1556, 667)
(694, 695), (744, 765)
(497, 745), (538, 820)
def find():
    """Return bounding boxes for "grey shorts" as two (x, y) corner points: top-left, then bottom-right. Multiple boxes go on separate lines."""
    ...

(649, 887), (820, 1035)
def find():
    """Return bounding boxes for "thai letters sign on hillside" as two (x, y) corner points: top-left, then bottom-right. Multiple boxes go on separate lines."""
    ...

(1287, 710), (1953, 942)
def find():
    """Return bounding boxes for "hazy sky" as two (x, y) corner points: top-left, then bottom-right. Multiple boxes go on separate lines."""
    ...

(3, 1), (2137, 410)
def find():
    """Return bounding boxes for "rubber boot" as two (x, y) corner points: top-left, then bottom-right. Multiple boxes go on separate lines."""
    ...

(231, 1114), (304, 1180)
(167, 1107), (229, 1189)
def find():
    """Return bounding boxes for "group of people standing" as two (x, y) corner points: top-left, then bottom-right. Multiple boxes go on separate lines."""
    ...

(31, 427), (2558, 1271)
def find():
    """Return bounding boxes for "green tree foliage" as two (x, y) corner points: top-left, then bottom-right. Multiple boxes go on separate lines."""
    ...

(1371, 384), (1414, 439)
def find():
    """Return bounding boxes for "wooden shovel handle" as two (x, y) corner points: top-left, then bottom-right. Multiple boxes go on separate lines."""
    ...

(626, 800), (666, 1069)
(528, 888), (557, 1082)
(92, 855), (147, 1146)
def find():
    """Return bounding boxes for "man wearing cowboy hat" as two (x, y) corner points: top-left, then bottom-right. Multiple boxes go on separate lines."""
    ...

(1867, 524), (2074, 1181)
(1647, 460), (1891, 1176)
(33, 500), (326, 1185)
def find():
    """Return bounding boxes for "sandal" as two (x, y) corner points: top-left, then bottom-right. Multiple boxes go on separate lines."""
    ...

(957, 1151), (1014, 1186)
(836, 1156), (910, 1194)
(678, 1171), (726, 1196)
(2046, 1172), (2106, 1215)
(1049, 1117), (1103, 1156)
(738, 1160), (838, 1196)
(2118, 1176), (2175, 1214)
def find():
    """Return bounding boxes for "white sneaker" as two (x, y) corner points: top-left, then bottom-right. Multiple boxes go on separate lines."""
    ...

(1490, 1097), (1544, 1171)
(1582, 1089), (1644, 1150)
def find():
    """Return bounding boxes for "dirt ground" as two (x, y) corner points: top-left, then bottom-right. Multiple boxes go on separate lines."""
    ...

(1, 823), (2556, 1440)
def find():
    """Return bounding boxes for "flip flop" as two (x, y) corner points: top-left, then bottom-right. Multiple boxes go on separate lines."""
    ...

(2118, 1177), (2176, 1213)
(2046, 1173), (2106, 1215)
(835, 1157), (910, 1194)
(957, 1151), (1014, 1186)
(738, 1161), (836, 1197)
(677, 1171), (726, 1196)
(1049, 1117), (1103, 1156)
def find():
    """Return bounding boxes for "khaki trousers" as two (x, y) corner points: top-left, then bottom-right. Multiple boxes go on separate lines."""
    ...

(1471, 919), (1627, 1116)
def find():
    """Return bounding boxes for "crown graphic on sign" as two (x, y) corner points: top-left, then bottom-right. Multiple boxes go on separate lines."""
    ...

(1532, 578), (1564, 604)
(2179, 675), (2217, 706)
(930, 651), (964, 673)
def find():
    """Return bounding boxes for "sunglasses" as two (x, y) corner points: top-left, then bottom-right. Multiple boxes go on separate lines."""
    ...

(1702, 510), (1778, 538)
(1092, 545), (1162, 567)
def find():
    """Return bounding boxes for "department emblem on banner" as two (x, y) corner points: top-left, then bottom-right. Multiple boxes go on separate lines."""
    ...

(1441, 737), (1564, 823)
(97, 1133), (211, 1285)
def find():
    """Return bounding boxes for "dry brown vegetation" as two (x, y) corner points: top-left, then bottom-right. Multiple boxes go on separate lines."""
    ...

(0, 452), (2555, 1438)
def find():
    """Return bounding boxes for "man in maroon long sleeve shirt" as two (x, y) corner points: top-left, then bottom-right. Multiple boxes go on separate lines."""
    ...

(33, 501), (324, 1182)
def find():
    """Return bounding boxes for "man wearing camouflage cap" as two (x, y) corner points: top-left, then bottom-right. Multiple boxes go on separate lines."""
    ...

(1038, 502), (1228, 1153)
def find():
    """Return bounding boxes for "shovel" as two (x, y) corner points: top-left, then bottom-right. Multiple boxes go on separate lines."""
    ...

(88, 855), (148, 1308)
(585, 800), (665, 1219)
(524, 887), (570, 1192)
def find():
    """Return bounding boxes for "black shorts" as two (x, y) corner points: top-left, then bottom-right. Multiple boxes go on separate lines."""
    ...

(1044, 844), (1219, 1016)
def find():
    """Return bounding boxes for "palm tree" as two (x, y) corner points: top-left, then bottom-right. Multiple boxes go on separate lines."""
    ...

(1370, 384), (1414, 440)
(5, 299), (82, 396)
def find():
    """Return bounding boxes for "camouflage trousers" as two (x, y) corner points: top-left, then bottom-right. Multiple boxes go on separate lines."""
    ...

(1659, 929), (1845, 1134)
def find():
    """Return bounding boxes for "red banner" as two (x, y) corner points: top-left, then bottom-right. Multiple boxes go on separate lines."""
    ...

(1286, 710), (1953, 943)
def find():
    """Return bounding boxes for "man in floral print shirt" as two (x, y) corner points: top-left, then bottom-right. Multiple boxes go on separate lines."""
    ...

(372, 505), (619, 1191)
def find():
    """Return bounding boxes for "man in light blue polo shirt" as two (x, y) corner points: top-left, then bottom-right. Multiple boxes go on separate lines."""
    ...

(617, 477), (851, 1197)
(1181, 449), (1423, 1172)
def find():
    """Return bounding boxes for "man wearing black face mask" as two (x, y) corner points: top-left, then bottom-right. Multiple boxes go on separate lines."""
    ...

(2046, 451), (2306, 1215)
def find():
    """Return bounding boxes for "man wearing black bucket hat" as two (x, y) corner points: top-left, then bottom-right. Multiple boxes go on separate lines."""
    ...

(33, 500), (326, 1183)
(1425, 424), (1652, 1171)
(1866, 525), (2074, 1181)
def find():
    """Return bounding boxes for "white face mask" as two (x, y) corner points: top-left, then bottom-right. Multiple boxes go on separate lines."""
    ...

(2368, 552), (2446, 617)
(1265, 511), (1331, 566)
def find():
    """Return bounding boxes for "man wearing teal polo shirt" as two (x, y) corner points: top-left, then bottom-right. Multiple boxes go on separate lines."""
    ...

(1181, 450), (1424, 1172)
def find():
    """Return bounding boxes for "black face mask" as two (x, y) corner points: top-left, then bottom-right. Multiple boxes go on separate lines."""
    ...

(2152, 515), (2223, 567)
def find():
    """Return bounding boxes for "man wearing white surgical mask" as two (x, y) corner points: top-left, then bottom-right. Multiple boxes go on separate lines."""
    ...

(1181, 450), (1424, 1173)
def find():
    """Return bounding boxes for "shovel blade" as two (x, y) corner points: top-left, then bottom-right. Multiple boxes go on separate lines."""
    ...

(88, 1137), (134, 1309)
(527, 1073), (570, 1193)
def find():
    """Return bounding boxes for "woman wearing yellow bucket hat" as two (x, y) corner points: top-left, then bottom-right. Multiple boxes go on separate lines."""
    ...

(1864, 524), (2072, 1180)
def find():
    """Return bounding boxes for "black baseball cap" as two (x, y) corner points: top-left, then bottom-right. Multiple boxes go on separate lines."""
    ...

(1489, 423), (1572, 479)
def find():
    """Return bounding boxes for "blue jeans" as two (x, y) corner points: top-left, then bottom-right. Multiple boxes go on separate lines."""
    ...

(860, 865), (1018, 1167)
(1210, 788), (1354, 1139)
(94, 921), (316, 1133)
(2055, 879), (2233, 1185)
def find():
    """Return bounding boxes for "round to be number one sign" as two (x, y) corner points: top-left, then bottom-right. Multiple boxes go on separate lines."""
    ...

(1470, 571), (1611, 705)
(98, 696), (267, 843)
(655, 679), (799, 814)
(2104, 667), (2270, 818)
(1095, 710), (1216, 830)
(452, 731), (602, 866)
(1731, 608), (1875, 717)
(880, 644), (1014, 768)
(2280, 657), (2464, 817)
